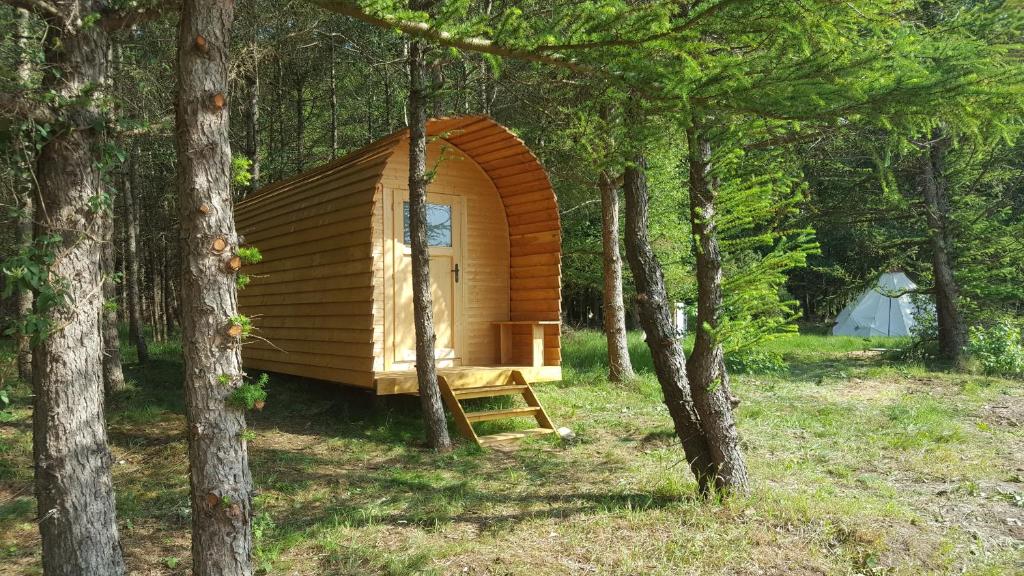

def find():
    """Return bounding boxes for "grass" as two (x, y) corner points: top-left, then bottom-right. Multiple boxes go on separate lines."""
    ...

(1, 330), (1022, 575)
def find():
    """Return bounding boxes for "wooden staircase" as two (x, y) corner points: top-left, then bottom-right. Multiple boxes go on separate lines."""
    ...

(437, 370), (556, 447)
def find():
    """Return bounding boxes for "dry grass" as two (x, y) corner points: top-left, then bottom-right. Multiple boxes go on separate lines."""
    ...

(1, 332), (1022, 575)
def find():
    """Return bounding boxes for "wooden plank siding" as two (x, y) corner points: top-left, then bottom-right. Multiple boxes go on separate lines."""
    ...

(235, 137), (396, 389)
(233, 115), (561, 391)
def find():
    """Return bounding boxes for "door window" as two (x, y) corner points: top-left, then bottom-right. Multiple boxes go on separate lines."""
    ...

(403, 202), (452, 247)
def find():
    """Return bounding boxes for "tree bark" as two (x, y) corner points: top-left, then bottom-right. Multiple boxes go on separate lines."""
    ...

(408, 38), (453, 452)
(294, 75), (304, 172)
(684, 119), (749, 495)
(101, 205), (127, 395)
(123, 150), (149, 362)
(330, 39), (339, 158)
(176, 1), (254, 574)
(599, 171), (635, 382)
(919, 133), (967, 364)
(32, 3), (125, 572)
(622, 153), (715, 496)
(14, 8), (34, 384)
(244, 67), (260, 196)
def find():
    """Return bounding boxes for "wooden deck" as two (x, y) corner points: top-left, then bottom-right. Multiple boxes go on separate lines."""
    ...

(374, 365), (562, 395)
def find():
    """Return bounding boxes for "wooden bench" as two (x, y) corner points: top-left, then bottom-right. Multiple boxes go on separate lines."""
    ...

(493, 320), (560, 367)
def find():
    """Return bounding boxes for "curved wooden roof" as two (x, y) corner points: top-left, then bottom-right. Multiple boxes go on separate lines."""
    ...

(237, 115), (561, 322)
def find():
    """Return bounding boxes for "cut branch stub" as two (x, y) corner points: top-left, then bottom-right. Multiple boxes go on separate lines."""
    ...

(205, 492), (219, 509)
(211, 236), (228, 253)
(198, 203), (210, 214)
(226, 324), (244, 338)
(211, 92), (226, 111)
(195, 35), (209, 54)
(226, 255), (242, 272)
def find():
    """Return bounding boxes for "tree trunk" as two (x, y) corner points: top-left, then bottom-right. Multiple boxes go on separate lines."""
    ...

(622, 154), (715, 496)
(123, 151), (149, 362)
(408, 38), (453, 452)
(599, 171), (635, 382)
(101, 206), (127, 395)
(162, 234), (175, 337)
(684, 120), (749, 495)
(919, 133), (967, 364)
(32, 4), (125, 572)
(176, 1), (254, 574)
(295, 76), (304, 172)
(14, 7), (34, 384)
(330, 39), (339, 158)
(245, 67), (260, 196)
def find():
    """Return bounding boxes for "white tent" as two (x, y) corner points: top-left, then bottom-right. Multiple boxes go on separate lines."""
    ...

(832, 271), (920, 337)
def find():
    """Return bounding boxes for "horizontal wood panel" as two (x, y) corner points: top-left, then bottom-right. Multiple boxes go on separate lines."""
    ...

(241, 357), (373, 388)
(246, 339), (374, 358)
(248, 243), (372, 276)
(241, 287), (374, 307)
(245, 348), (375, 372)
(246, 326), (373, 343)
(242, 301), (373, 317)
(240, 258), (372, 285)
(240, 270), (373, 296)
(252, 315), (374, 330)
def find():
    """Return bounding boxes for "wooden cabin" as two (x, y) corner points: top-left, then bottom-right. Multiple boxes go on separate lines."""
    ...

(235, 116), (562, 396)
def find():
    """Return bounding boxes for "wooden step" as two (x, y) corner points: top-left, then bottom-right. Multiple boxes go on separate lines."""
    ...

(464, 406), (541, 423)
(454, 384), (529, 399)
(477, 427), (555, 447)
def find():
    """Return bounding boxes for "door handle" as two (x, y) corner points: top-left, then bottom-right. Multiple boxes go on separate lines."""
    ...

(452, 263), (460, 283)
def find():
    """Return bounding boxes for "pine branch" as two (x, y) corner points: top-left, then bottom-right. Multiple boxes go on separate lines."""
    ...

(309, 0), (593, 72)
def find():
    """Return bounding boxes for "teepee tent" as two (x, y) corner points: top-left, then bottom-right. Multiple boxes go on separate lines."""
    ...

(832, 271), (920, 337)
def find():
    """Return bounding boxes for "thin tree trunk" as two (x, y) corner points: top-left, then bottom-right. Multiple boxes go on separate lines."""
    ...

(408, 38), (453, 452)
(684, 119), (749, 495)
(245, 66), (260, 195)
(14, 8), (34, 384)
(295, 76), (304, 172)
(32, 4), (125, 571)
(919, 133), (967, 364)
(330, 39), (338, 158)
(101, 206), (127, 395)
(599, 171), (635, 382)
(162, 234), (175, 337)
(150, 241), (164, 343)
(176, 1), (254, 573)
(124, 151), (149, 362)
(622, 153), (715, 496)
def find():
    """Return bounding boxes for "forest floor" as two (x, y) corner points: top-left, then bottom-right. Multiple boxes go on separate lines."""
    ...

(1, 330), (1023, 575)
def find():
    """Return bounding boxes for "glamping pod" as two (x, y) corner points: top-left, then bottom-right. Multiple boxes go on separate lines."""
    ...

(235, 116), (562, 395)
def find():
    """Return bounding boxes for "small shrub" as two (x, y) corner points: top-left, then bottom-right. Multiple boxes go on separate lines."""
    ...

(725, 349), (788, 375)
(967, 318), (1024, 377)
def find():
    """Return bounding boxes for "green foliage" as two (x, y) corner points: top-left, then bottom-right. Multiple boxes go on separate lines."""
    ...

(725, 350), (788, 375)
(235, 273), (251, 290)
(228, 373), (269, 410)
(1, 234), (67, 345)
(236, 246), (262, 265)
(229, 314), (253, 338)
(967, 318), (1024, 377)
(231, 155), (253, 188)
